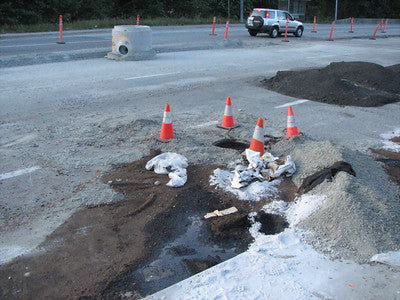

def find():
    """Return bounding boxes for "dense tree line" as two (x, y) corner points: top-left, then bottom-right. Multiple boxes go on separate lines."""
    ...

(1, 0), (399, 26)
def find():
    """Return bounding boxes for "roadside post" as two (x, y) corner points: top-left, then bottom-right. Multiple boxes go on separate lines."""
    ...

(369, 23), (380, 40)
(379, 18), (384, 31)
(283, 18), (289, 42)
(328, 21), (335, 41)
(57, 15), (65, 44)
(382, 18), (389, 33)
(311, 16), (317, 33)
(210, 16), (217, 35)
(349, 17), (354, 33)
(136, 14), (140, 26)
(224, 21), (230, 39)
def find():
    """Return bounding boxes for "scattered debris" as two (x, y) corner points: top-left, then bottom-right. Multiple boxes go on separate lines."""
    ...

(210, 168), (280, 201)
(145, 152), (188, 187)
(232, 149), (295, 188)
(211, 149), (295, 201)
(204, 207), (238, 219)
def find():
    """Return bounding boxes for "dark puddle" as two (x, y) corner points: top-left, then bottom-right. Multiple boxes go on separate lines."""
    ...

(109, 212), (289, 298)
(127, 216), (235, 295)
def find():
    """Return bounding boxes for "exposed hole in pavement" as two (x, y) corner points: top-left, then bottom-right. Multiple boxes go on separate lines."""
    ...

(213, 138), (249, 151)
(254, 211), (289, 235)
(298, 161), (356, 194)
(262, 62), (400, 107)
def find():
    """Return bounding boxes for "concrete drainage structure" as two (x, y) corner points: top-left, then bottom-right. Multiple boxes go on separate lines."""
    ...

(107, 25), (156, 61)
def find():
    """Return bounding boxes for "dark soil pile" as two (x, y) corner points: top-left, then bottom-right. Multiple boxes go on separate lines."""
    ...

(387, 63), (400, 73)
(0, 150), (297, 299)
(263, 62), (400, 107)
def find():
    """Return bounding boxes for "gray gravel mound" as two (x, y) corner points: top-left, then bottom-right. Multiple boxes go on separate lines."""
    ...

(271, 136), (400, 263)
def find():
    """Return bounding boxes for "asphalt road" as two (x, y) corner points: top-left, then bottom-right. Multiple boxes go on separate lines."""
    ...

(1, 23), (399, 67)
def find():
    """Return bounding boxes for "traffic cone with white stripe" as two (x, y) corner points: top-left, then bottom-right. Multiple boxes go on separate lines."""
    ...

(218, 96), (239, 129)
(286, 106), (299, 138)
(159, 104), (174, 141)
(246, 118), (265, 156)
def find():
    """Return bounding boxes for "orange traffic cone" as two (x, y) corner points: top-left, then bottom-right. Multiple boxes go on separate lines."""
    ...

(247, 117), (265, 156)
(286, 106), (300, 138)
(159, 104), (174, 141)
(218, 96), (239, 129)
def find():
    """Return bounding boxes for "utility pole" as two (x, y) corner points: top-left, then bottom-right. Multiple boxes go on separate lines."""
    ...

(287, 0), (290, 11)
(335, 0), (338, 21)
(240, 0), (244, 22)
(228, 0), (231, 20)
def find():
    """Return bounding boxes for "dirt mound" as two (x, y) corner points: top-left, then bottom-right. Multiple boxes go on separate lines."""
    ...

(387, 63), (400, 73)
(263, 62), (400, 107)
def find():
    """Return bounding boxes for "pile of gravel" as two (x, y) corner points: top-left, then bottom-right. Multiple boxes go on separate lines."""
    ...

(263, 62), (400, 107)
(270, 135), (400, 263)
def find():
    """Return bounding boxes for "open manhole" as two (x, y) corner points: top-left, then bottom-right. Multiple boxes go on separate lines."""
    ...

(213, 138), (249, 151)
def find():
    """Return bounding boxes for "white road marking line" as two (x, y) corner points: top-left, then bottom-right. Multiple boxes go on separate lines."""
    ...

(124, 72), (180, 80)
(189, 121), (218, 129)
(274, 100), (309, 108)
(0, 166), (41, 181)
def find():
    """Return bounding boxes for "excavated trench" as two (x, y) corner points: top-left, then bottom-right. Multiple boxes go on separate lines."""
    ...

(0, 150), (296, 300)
(101, 158), (292, 298)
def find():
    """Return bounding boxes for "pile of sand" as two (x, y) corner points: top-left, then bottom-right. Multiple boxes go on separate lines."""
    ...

(270, 135), (400, 262)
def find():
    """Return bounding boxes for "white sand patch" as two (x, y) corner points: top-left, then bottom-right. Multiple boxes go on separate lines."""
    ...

(285, 195), (327, 226)
(210, 168), (280, 201)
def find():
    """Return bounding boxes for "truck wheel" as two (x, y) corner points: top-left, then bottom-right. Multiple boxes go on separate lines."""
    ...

(249, 30), (258, 36)
(294, 26), (303, 37)
(269, 27), (279, 38)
